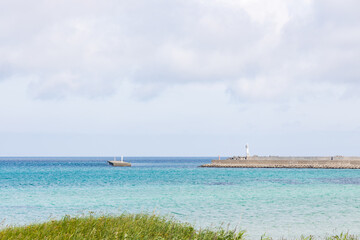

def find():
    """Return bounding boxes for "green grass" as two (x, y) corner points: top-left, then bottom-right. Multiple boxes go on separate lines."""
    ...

(0, 213), (245, 240)
(0, 213), (358, 240)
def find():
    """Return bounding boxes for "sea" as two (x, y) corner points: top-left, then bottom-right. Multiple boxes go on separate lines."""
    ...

(0, 157), (360, 239)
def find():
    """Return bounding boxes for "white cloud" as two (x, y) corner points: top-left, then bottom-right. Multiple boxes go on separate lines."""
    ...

(0, 0), (310, 100)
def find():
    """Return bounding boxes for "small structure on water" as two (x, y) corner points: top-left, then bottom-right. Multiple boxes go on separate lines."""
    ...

(108, 156), (131, 167)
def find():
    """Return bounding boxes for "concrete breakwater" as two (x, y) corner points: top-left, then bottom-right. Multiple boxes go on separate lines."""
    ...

(200, 156), (360, 169)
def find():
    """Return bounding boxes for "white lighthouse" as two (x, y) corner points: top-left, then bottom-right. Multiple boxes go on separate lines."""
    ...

(245, 144), (250, 159)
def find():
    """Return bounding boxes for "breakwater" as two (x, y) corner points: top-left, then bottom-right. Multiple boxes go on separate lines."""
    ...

(200, 156), (360, 169)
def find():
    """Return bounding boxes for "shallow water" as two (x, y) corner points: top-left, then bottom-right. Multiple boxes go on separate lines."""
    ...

(1, 157), (360, 239)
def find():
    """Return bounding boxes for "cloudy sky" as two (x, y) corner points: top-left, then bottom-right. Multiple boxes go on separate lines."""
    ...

(1, 0), (360, 156)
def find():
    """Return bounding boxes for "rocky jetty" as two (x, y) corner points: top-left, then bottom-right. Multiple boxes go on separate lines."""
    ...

(200, 156), (360, 169)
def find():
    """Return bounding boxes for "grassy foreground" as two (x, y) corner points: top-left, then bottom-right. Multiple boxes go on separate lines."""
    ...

(0, 213), (358, 240)
(0, 213), (245, 240)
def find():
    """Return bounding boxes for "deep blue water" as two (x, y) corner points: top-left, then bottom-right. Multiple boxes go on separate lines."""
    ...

(1, 157), (360, 239)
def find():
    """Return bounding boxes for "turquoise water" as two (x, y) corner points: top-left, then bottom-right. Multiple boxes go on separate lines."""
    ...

(1, 157), (360, 239)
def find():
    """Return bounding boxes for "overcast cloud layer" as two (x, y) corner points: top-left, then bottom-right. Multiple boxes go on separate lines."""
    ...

(1, 0), (360, 156)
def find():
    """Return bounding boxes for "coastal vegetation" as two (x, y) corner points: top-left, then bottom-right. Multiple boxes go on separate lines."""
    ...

(0, 213), (245, 240)
(0, 213), (358, 240)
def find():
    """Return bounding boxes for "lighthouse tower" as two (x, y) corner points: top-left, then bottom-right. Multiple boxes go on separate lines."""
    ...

(245, 144), (250, 159)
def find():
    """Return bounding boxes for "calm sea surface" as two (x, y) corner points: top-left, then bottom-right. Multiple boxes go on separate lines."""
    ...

(1, 157), (360, 239)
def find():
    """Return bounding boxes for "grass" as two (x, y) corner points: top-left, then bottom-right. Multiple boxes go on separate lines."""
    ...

(0, 213), (245, 240)
(0, 213), (358, 240)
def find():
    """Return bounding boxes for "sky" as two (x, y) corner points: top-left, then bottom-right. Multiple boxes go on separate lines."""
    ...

(1, 0), (360, 156)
